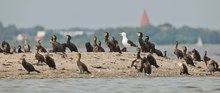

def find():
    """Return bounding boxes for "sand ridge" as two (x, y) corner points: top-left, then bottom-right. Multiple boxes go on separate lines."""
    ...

(0, 52), (219, 79)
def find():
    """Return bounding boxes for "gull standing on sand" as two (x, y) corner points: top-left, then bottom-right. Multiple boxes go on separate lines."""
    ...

(120, 32), (137, 49)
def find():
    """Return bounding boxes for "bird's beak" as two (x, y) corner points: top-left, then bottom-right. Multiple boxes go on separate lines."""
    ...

(119, 33), (122, 36)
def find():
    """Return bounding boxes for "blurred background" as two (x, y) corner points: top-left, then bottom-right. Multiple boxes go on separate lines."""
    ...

(0, 0), (220, 47)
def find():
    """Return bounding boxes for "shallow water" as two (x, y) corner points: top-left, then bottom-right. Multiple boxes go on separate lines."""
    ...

(0, 77), (220, 93)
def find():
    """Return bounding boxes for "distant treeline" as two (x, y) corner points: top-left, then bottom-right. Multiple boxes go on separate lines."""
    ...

(0, 22), (220, 48)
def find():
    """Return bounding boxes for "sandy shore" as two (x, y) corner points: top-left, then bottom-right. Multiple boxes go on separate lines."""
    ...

(0, 52), (219, 79)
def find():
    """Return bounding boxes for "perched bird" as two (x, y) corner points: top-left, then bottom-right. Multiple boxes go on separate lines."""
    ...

(20, 55), (40, 74)
(37, 40), (47, 53)
(50, 35), (65, 52)
(204, 59), (219, 74)
(45, 53), (56, 69)
(103, 32), (121, 53)
(131, 48), (142, 70)
(111, 36), (122, 53)
(76, 53), (91, 74)
(146, 51), (160, 68)
(1, 41), (11, 54)
(103, 32), (115, 52)
(163, 51), (169, 59)
(154, 49), (163, 57)
(85, 42), (93, 52)
(97, 41), (105, 52)
(63, 35), (78, 52)
(177, 62), (190, 75)
(17, 45), (24, 53)
(23, 39), (31, 53)
(35, 47), (46, 65)
(93, 36), (99, 52)
(144, 35), (155, 52)
(120, 32), (137, 48)
(203, 51), (211, 62)
(203, 51), (219, 74)
(173, 41), (183, 59)
(182, 46), (195, 67)
(141, 57), (152, 76)
(136, 32), (150, 52)
(191, 49), (202, 61)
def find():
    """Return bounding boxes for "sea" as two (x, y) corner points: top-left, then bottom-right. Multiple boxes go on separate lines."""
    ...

(0, 45), (219, 93)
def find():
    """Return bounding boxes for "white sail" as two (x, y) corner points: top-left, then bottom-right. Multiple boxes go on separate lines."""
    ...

(196, 37), (203, 47)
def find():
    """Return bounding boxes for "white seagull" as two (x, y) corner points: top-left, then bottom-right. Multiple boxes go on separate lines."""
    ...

(120, 32), (137, 48)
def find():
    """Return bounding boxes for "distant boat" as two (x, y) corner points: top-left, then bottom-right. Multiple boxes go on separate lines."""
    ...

(196, 37), (203, 47)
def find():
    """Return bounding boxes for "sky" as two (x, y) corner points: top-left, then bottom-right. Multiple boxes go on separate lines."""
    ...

(0, 0), (219, 30)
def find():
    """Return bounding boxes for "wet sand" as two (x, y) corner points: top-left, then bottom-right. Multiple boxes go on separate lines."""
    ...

(0, 52), (219, 79)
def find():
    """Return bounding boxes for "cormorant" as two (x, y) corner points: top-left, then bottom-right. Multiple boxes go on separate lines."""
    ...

(177, 62), (190, 75)
(63, 35), (78, 52)
(203, 51), (211, 62)
(136, 32), (150, 52)
(203, 51), (219, 73)
(103, 32), (115, 52)
(131, 48), (142, 70)
(111, 36), (122, 53)
(146, 51), (160, 68)
(182, 46), (195, 67)
(98, 41), (105, 52)
(85, 42), (93, 52)
(20, 55), (40, 74)
(35, 47), (46, 65)
(50, 35), (65, 52)
(93, 36), (99, 52)
(45, 53), (56, 69)
(1, 41), (11, 54)
(23, 39), (31, 53)
(76, 53), (91, 74)
(144, 35), (155, 52)
(174, 41), (183, 59)
(17, 45), (24, 53)
(103, 32), (121, 53)
(163, 51), (169, 59)
(37, 40), (47, 53)
(154, 49), (163, 57)
(191, 49), (202, 61)
(141, 57), (152, 76)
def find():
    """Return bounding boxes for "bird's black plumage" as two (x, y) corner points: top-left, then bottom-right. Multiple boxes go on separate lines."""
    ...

(50, 35), (65, 52)
(85, 42), (93, 52)
(146, 53), (160, 68)
(63, 35), (78, 52)
(17, 45), (24, 53)
(182, 46), (195, 67)
(35, 48), (46, 65)
(76, 53), (91, 74)
(45, 53), (56, 69)
(1, 41), (11, 53)
(20, 55), (40, 74)
(174, 41), (183, 59)
(191, 49), (202, 61)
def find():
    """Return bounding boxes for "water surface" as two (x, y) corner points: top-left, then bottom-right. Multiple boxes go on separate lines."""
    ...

(0, 77), (220, 93)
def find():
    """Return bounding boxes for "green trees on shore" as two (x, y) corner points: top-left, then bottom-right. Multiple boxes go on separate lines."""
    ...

(0, 21), (220, 47)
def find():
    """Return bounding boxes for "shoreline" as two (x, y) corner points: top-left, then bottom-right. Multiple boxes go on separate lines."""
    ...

(0, 52), (219, 79)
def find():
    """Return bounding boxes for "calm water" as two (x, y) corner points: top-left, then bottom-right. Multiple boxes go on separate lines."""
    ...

(0, 77), (220, 93)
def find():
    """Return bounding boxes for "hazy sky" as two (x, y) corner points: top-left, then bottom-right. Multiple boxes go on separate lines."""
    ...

(0, 0), (219, 30)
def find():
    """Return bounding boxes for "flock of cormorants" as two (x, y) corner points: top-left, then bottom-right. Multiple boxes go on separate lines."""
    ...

(0, 31), (219, 76)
